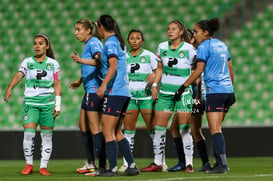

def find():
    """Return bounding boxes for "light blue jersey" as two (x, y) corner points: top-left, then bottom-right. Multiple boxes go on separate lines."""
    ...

(81, 36), (103, 93)
(100, 35), (130, 97)
(196, 38), (233, 94)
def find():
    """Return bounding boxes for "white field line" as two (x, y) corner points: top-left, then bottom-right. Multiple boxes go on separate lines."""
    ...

(126, 173), (273, 181)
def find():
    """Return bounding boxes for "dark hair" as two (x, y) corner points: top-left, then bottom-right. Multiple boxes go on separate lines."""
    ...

(98, 14), (125, 50)
(75, 19), (100, 40)
(197, 18), (220, 36)
(127, 29), (145, 42)
(187, 29), (194, 39)
(169, 20), (190, 43)
(34, 33), (55, 59)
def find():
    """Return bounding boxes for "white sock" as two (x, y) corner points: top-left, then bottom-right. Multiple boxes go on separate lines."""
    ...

(180, 124), (193, 166)
(23, 129), (36, 165)
(153, 126), (167, 166)
(40, 130), (53, 168)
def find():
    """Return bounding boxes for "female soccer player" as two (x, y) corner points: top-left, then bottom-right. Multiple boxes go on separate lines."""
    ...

(168, 29), (211, 172)
(95, 14), (138, 176)
(140, 20), (196, 172)
(4, 33), (61, 175)
(118, 29), (157, 172)
(69, 19), (106, 174)
(174, 18), (235, 174)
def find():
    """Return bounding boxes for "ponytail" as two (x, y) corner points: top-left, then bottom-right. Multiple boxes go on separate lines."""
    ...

(98, 14), (125, 50)
(197, 18), (220, 36)
(113, 21), (125, 50)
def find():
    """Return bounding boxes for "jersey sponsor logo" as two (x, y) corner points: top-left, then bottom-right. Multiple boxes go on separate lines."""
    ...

(167, 57), (178, 67)
(36, 70), (47, 80)
(160, 50), (167, 57)
(28, 64), (34, 70)
(130, 63), (140, 73)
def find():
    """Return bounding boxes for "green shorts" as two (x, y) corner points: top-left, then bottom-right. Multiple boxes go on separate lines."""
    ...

(155, 92), (193, 113)
(127, 98), (155, 111)
(22, 104), (55, 128)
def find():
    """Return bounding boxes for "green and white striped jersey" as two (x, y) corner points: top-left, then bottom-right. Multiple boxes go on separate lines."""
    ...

(18, 56), (61, 105)
(126, 49), (158, 100)
(157, 41), (196, 95)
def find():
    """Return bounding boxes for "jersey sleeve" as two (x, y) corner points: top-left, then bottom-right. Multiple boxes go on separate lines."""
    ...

(90, 40), (103, 59)
(156, 44), (162, 61)
(150, 52), (158, 70)
(196, 44), (208, 63)
(188, 46), (197, 65)
(53, 60), (61, 81)
(105, 40), (118, 59)
(18, 59), (27, 75)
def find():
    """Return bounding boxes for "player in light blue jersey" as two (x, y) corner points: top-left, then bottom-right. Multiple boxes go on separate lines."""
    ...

(4, 33), (61, 175)
(174, 18), (235, 174)
(95, 14), (138, 176)
(69, 19), (106, 174)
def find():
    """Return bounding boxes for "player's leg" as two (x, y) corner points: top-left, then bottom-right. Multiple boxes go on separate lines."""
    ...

(167, 113), (186, 172)
(191, 112), (211, 171)
(21, 104), (38, 175)
(39, 104), (56, 175)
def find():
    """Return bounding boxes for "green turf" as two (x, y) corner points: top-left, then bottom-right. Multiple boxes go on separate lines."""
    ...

(1, 158), (273, 180)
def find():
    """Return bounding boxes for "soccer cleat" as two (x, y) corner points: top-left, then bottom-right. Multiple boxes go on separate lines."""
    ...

(140, 163), (162, 172)
(162, 164), (168, 172)
(197, 162), (212, 172)
(39, 168), (51, 175)
(21, 164), (33, 175)
(123, 163), (139, 176)
(85, 168), (106, 176)
(206, 165), (228, 174)
(118, 164), (128, 172)
(185, 164), (194, 173)
(96, 170), (118, 176)
(167, 162), (186, 172)
(76, 161), (96, 173)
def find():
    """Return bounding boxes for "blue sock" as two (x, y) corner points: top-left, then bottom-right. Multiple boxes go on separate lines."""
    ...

(196, 139), (209, 165)
(106, 140), (118, 171)
(118, 138), (134, 167)
(212, 133), (227, 166)
(82, 131), (94, 163)
(173, 137), (185, 164)
(93, 132), (106, 168)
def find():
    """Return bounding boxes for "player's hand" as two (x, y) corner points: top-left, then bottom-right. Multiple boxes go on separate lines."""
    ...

(152, 86), (158, 100)
(52, 106), (60, 118)
(70, 50), (81, 63)
(145, 73), (155, 84)
(4, 89), (12, 103)
(69, 79), (81, 89)
(174, 85), (186, 101)
(97, 85), (106, 99)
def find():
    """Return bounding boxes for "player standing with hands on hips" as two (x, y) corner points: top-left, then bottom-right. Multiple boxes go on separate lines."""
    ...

(4, 33), (61, 175)
(174, 18), (235, 174)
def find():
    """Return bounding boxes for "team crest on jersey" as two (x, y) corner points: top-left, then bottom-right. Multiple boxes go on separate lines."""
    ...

(140, 56), (146, 63)
(24, 114), (29, 121)
(179, 51), (185, 58)
(47, 64), (52, 71)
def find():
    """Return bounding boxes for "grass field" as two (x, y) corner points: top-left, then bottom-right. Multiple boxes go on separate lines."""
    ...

(1, 158), (273, 181)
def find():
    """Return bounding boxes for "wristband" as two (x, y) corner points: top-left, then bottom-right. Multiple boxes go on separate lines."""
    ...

(55, 96), (61, 111)
(152, 82), (158, 87)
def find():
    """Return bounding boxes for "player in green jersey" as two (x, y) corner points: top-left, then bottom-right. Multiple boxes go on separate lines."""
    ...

(4, 33), (61, 176)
